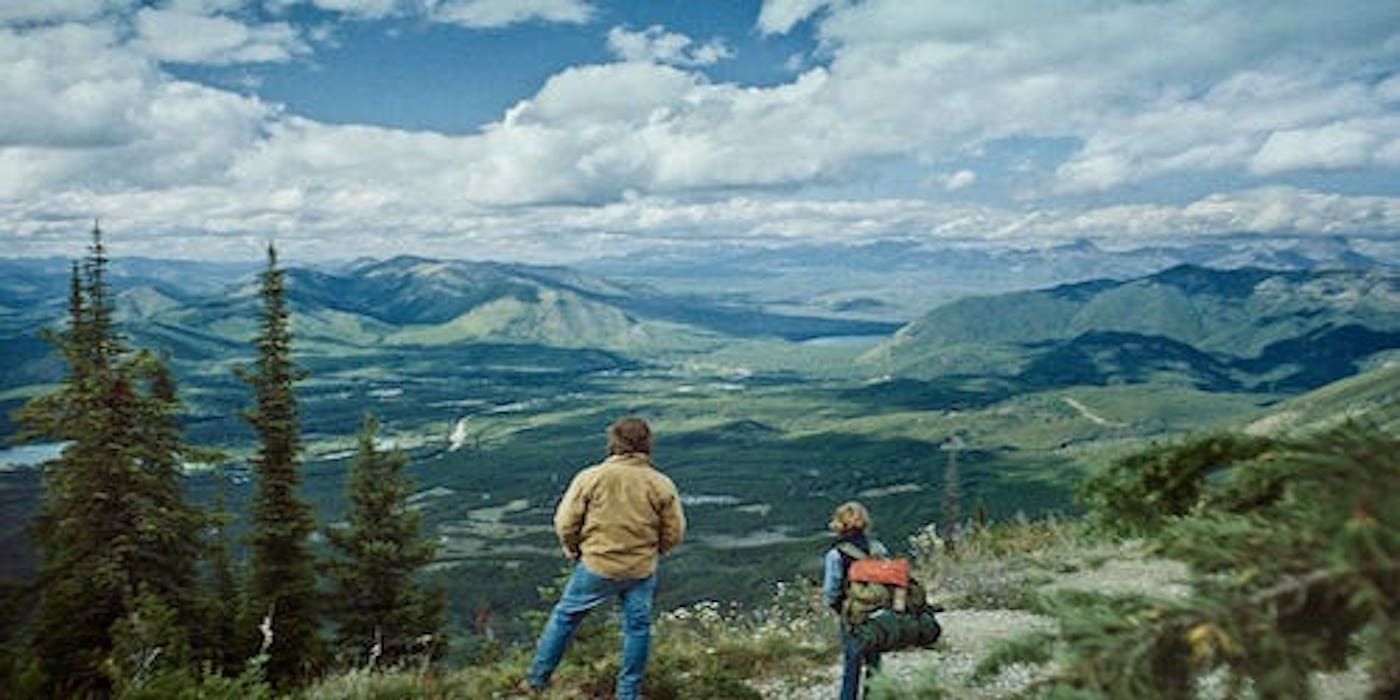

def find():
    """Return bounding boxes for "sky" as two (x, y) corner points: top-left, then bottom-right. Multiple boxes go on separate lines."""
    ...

(1, 0), (1399, 263)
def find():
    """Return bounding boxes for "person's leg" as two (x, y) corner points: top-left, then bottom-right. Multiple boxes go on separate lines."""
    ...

(526, 564), (615, 689)
(839, 626), (864, 700)
(863, 650), (883, 696)
(615, 574), (658, 700)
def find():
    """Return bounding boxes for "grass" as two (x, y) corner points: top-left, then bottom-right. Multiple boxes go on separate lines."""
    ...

(295, 578), (836, 700)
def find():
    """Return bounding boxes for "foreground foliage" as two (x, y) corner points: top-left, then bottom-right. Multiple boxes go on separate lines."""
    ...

(1039, 421), (1399, 699)
(10, 228), (212, 697)
(325, 414), (446, 667)
(238, 246), (324, 688)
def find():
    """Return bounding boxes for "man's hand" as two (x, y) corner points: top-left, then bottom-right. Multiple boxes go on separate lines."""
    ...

(562, 546), (580, 561)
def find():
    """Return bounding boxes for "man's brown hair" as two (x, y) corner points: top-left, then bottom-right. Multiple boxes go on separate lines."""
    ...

(608, 417), (652, 455)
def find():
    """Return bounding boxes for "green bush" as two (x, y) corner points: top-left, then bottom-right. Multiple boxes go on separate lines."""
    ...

(1077, 433), (1273, 535)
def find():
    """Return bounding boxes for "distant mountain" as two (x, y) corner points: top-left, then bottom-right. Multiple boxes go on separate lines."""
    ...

(576, 235), (1395, 322)
(864, 265), (1400, 393)
(0, 257), (258, 309)
(0, 254), (896, 382)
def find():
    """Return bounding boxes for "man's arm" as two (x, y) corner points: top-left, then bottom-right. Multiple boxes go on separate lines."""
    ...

(553, 472), (589, 559)
(656, 479), (686, 555)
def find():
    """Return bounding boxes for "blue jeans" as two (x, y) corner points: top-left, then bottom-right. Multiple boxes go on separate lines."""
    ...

(840, 625), (881, 700)
(526, 562), (658, 699)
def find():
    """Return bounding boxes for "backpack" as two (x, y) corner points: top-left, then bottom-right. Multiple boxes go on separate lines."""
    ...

(836, 542), (925, 622)
(836, 541), (942, 654)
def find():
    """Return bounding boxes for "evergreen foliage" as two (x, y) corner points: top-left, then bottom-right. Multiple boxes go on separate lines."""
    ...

(325, 413), (446, 668)
(1049, 421), (1400, 698)
(197, 469), (243, 676)
(1077, 432), (1274, 535)
(14, 227), (209, 696)
(237, 245), (323, 688)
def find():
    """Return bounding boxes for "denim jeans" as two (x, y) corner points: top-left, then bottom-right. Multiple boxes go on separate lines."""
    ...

(526, 562), (658, 699)
(840, 624), (881, 700)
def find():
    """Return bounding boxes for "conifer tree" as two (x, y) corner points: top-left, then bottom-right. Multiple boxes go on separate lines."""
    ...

(326, 414), (445, 667)
(198, 468), (243, 675)
(238, 245), (322, 687)
(17, 226), (208, 696)
(1024, 421), (1400, 699)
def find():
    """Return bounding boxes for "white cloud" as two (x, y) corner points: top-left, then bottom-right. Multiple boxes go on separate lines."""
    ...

(757, 0), (839, 36)
(1250, 120), (1398, 174)
(0, 23), (153, 148)
(429, 0), (594, 29)
(607, 25), (732, 67)
(304, 0), (402, 19)
(134, 8), (307, 64)
(0, 0), (114, 25)
(2, 0), (1398, 262)
(942, 170), (976, 191)
(5, 185), (1395, 262)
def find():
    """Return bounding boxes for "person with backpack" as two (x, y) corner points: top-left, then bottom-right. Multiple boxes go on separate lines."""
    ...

(823, 501), (887, 700)
(517, 418), (687, 699)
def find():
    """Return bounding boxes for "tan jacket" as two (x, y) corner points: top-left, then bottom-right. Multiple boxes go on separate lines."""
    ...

(554, 452), (686, 579)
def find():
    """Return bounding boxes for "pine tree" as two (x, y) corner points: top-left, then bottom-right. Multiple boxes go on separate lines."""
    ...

(238, 245), (322, 688)
(326, 414), (445, 667)
(17, 226), (208, 696)
(197, 467), (243, 676)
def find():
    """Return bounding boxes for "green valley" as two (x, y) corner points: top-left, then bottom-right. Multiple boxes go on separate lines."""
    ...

(1, 251), (1397, 651)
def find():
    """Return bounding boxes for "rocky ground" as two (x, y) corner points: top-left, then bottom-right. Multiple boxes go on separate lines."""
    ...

(758, 543), (1373, 699)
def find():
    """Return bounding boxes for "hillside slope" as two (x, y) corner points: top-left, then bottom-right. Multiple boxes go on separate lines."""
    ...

(864, 265), (1400, 392)
(1241, 360), (1400, 436)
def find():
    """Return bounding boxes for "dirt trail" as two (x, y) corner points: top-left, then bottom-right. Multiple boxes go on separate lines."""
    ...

(1063, 397), (1126, 427)
(760, 549), (1372, 699)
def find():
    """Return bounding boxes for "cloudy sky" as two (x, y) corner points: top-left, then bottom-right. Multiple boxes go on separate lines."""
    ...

(2, 0), (1398, 262)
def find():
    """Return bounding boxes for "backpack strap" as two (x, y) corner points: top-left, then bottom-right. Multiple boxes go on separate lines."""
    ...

(835, 542), (868, 561)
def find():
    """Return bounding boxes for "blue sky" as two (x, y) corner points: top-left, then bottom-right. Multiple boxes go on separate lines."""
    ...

(1, 0), (1398, 262)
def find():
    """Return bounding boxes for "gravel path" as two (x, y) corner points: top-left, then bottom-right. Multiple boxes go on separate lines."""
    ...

(757, 547), (1375, 699)
(758, 609), (1055, 699)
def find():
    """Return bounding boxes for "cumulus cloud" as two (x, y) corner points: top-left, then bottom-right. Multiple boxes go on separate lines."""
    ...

(1250, 120), (1399, 174)
(2, 0), (1399, 262)
(5, 184), (1395, 262)
(0, 0), (115, 25)
(302, 0), (402, 19)
(134, 8), (307, 64)
(429, 0), (594, 28)
(754, 0), (1400, 193)
(607, 25), (733, 67)
(757, 0), (839, 36)
(942, 170), (976, 191)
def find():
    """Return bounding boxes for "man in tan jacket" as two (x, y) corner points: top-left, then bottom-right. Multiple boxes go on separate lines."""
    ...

(521, 417), (685, 699)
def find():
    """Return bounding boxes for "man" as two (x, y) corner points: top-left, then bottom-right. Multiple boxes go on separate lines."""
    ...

(520, 417), (686, 699)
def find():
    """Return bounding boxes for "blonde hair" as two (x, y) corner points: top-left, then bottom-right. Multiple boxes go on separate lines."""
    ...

(829, 501), (871, 535)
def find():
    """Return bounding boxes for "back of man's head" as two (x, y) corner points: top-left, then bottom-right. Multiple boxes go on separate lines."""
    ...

(608, 417), (652, 455)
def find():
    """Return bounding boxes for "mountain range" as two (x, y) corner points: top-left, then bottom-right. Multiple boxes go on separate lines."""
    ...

(576, 235), (1398, 322)
(862, 264), (1400, 394)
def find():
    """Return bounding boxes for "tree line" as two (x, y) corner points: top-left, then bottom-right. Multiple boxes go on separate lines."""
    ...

(2, 227), (444, 697)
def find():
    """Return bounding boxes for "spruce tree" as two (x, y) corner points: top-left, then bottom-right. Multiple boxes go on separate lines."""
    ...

(1026, 421), (1400, 699)
(326, 414), (445, 667)
(200, 468), (243, 675)
(17, 226), (208, 695)
(238, 245), (322, 687)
